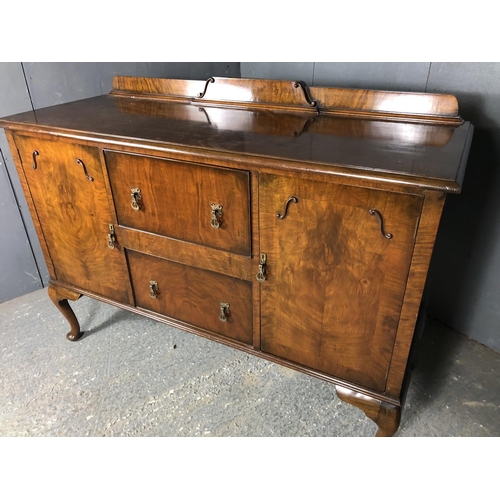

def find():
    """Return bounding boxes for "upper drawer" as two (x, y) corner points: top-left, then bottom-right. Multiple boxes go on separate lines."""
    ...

(105, 151), (251, 256)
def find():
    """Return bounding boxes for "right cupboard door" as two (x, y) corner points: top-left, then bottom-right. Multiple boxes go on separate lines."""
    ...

(259, 174), (423, 392)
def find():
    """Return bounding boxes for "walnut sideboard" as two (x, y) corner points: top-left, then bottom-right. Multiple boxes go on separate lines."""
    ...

(0, 76), (473, 436)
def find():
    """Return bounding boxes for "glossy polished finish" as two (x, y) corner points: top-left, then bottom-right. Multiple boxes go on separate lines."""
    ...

(335, 385), (401, 437)
(311, 86), (460, 120)
(0, 80), (472, 193)
(112, 75), (460, 119)
(105, 151), (251, 256)
(0, 76), (474, 436)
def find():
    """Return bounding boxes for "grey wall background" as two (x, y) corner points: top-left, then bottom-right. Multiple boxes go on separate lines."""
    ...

(0, 62), (240, 303)
(2, 62), (499, 354)
(243, 63), (500, 353)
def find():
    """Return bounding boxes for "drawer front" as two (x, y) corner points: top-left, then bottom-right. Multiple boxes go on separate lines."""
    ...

(127, 250), (253, 345)
(105, 151), (251, 256)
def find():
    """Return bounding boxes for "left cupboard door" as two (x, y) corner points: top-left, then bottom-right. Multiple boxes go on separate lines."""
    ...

(13, 135), (132, 304)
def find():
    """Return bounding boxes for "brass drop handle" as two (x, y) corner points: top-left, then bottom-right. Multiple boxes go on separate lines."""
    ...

(219, 302), (230, 322)
(107, 224), (116, 249)
(31, 150), (39, 170)
(211, 203), (223, 229)
(149, 280), (159, 299)
(256, 253), (267, 283)
(131, 187), (142, 211)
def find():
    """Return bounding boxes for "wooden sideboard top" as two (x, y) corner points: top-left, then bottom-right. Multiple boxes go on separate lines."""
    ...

(0, 76), (473, 193)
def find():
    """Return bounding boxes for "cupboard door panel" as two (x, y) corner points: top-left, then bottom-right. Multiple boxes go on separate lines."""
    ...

(14, 135), (132, 304)
(259, 174), (422, 391)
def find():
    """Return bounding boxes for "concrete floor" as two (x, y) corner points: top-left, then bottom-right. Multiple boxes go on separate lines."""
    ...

(0, 288), (499, 437)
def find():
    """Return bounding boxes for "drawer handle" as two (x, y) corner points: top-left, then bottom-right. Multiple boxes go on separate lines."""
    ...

(369, 209), (393, 239)
(31, 150), (39, 170)
(256, 253), (267, 283)
(107, 224), (116, 249)
(210, 203), (223, 229)
(76, 158), (94, 181)
(276, 196), (298, 219)
(131, 187), (142, 211)
(219, 302), (230, 322)
(149, 280), (159, 299)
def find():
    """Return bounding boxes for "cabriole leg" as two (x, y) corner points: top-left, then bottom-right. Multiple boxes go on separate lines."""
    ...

(48, 284), (83, 341)
(335, 385), (401, 437)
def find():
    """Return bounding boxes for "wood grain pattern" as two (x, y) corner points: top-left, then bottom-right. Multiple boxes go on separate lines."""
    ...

(384, 191), (446, 397)
(259, 174), (423, 391)
(127, 250), (253, 345)
(194, 77), (317, 111)
(105, 151), (251, 256)
(112, 77), (318, 113)
(111, 76), (460, 121)
(116, 226), (253, 281)
(111, 76), (206, 100)
(311, 87), (460, 121)
(5, 130), (57, 279)
(13, 134), (133, 304)
(250, 170), (261, 349)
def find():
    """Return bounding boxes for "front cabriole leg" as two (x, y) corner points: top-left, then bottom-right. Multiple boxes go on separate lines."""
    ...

(48, 284), (83, 341)
(335, 386), (401, 437)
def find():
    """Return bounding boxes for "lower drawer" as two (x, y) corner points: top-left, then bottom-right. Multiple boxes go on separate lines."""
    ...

(127, 250), (253, 345)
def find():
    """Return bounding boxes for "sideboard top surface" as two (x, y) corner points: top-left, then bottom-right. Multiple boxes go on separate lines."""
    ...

(0, 76), (473, 193)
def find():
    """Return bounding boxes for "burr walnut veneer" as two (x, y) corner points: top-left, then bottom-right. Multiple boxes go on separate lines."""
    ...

(0, 76), (473, 436)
